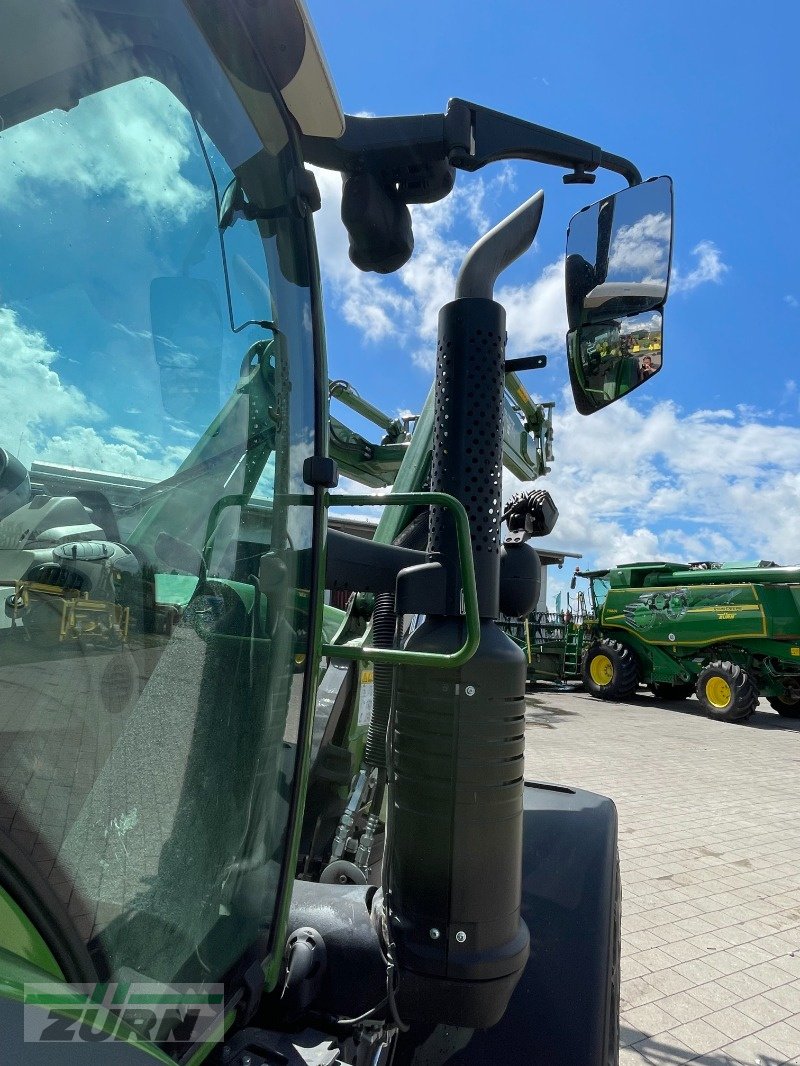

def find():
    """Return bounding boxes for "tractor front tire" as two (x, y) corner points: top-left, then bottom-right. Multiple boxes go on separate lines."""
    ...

(768, 694), (800, 719)
(651, 682), (695, 701)
(696, 661), (758, 722)
(583, 640), (639, 701)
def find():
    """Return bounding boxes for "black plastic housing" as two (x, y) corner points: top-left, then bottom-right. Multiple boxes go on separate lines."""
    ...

(392, 782), (620, 1065)
(390, 619), (528, 1027)
(389, 296), (528, 1028)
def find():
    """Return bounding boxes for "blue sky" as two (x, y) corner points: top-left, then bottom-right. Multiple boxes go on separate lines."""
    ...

(308, 0), (800, 598)
(1, 3), (798, 607)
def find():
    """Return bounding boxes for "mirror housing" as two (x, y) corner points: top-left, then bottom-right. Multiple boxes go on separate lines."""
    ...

(565, 176), (673, 414)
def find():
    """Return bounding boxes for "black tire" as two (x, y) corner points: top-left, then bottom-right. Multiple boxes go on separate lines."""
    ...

(695, 660), (758, 721)
(768, 693), (800, 719)
(651, 681), (695, 701)
(583, 639), (639, 700)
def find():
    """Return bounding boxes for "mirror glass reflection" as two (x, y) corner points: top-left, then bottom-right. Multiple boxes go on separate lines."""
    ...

(568, 310), (662, 413)
(566, 176), (673, 328)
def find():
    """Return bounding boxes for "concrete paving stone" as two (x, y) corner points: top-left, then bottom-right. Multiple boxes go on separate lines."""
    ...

(522, 689), (800, 1060)
(762, 985), (800, 1012)
(652, 907), (699, 928)
(625, 1033), (697, 1064)
(626, 913), (659, 934)
(622, 1002), (684, 1038)
(745, 962), (799, 988)
(634, 947), (685, 973)
(717, 927), (761, 949)
(757, 1022), (800, 1061)
(662, 940), (714, 964)
(672, 917), (721, 938)
(671, 959), (732, 986)
(719, 1033), (789, 1064)
(732, 944), (787, 967)
(668, 902), (708, 920)
(703, 1007), (763, 1042)
(708, 951), (761, 978)
(736, 996), (796, 1027)
(716, 972), (773, 1000)
(645, 969), (698, 998)
(619, 1045), (651, 1065)
(689, 981), (745, 1012)
(655, 991), (711, 1023)
(667, 1017), (729, 1055)
(620, 1023), (649, 1048)
(624, 957), (654, 981)
(627, 929), (671, 952)
(688, 1052), (744, 1066)
(621, 977), (667, 1009)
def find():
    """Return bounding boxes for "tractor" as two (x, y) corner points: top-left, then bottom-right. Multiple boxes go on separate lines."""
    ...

(0, 1), (673, 1062)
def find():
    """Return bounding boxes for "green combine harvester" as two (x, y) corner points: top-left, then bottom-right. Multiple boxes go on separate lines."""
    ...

(0, 1), (674, 1062)
(537, 562), (800, 722)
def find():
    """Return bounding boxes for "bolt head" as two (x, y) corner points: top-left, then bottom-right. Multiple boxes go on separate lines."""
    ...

(455, 930), (467, 943)
(429, 928), (441, 941)
(465, 685), (476, 696)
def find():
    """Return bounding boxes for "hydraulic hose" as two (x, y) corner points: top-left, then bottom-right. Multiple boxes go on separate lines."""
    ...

(363, 591), (396, 770)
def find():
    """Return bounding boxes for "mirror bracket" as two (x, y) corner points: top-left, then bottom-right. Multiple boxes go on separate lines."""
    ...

(563, 165), (597, 186)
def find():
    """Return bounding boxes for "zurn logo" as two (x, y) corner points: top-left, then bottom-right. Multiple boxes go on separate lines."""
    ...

(23, 983), (225, 1044)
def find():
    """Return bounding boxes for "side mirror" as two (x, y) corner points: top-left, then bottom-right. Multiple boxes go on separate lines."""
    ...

(565, 176), (673, 415)
(150, 277), (223, 421)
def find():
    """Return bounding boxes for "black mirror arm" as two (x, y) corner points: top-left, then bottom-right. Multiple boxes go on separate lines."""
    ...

(445, 100), (642, 188)
(301, 100), (642, 191)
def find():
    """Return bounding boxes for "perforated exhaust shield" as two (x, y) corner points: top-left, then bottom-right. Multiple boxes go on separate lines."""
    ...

(389, 298), (528, 1028)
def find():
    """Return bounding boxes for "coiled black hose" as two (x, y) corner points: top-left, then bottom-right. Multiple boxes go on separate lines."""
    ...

(363, 591), (396, 770)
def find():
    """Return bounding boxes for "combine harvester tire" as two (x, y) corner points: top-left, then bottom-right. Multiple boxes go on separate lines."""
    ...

(583, 639), (639, 701)
(695, 661), (758, 722)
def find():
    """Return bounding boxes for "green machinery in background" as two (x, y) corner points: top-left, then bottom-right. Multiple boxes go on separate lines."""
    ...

(517, 562), (800, 723)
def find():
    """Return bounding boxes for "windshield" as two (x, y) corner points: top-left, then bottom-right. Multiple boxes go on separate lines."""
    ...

(0, 0), (318, 990)
(591, 577), (611, 612)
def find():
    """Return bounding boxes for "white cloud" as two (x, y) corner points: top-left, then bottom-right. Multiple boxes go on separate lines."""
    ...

(785, 295), (798, 308)
(0, 78), (204, 222)
(506, 391), (800, 604)
(0, 307), (99, 449)
(0, 305), (188, 479)
(315, 169), (728, 378)
(314, 167), (567, 374)
(42, 425), (189, 480)
(608, 211), (671, 280)
(671, 240), (728, 294)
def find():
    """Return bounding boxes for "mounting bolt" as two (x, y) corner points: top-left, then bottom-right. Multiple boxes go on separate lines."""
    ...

(455, 930), (467, 943)
(465, 685), (476, 696)
(429, 928), (441, 941)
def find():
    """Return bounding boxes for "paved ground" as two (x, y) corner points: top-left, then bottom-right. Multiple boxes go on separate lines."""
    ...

(523, 686), (800, 1066)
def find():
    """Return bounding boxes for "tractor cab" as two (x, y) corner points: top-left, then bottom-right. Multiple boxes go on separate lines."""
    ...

(0, 0), (334, 1017)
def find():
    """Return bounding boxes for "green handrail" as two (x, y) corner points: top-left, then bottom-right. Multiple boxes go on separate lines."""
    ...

(322, 491), (480, 669)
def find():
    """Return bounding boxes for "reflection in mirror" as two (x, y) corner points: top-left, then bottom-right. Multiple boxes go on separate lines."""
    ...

(568, 311), (663, 415)
(566, 176), (673, 329)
